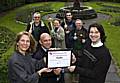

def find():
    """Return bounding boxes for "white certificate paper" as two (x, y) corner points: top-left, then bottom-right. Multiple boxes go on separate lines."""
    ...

(47, 50), (72, 68)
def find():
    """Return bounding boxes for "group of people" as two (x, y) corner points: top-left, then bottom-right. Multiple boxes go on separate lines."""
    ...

(8, 12), (112, 83)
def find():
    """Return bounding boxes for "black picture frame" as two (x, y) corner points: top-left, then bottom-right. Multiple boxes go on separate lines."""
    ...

(47, 48), (72, 68)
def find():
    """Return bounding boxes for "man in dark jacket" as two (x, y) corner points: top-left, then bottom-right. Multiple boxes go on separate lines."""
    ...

(26, 12), (50, 42)
(33, 33), (62, 83)
(61, 12), (76, 48)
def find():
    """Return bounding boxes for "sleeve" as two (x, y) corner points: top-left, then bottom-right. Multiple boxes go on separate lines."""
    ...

(61, 21), (65, 29)
(26, 23), (31, 32)
(34, 59), (59, 77)
(48, 22), (52, 30)
(56, 27), (65, 41)
(34, 58), (46, 70)
(84, 28), (88, 39)
(44, 24), (50, 34)
(12, 61), (39, 83)
(33, 50), (44, 60)
(74, 50), (111, 79)
(68, 29), (75, 41)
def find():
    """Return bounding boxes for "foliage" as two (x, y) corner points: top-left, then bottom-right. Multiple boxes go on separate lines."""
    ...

(111, 16), (120, 26)
(0, 0), (26, 13)
(0, 26), (16, 55)
(101, 0), (120, 3)
(0, 26), (15, 83)
(16, 3), (54, 23)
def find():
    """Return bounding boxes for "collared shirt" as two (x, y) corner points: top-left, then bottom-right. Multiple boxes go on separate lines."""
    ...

(91, 40), (103, 47)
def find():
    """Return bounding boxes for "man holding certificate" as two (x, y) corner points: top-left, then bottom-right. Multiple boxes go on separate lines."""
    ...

(47, 49), (72, 68)
(33, 33), (62, 83)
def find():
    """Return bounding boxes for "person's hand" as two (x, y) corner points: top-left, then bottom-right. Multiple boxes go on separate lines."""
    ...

(43, 57), (46, 63)
(29, 29), (32, 34)
(82, 39), (86, 43)
(51, 30), (55, 34)
(54, 33), (57, 38)
(73, 36), (77, 40)
(51, 30), (55, 37)
(64, 24), (67, 29)
(68, 66), (76, 72)
(72, 53), (76, 64)
(53, 68), (62, 75)
(49, 48), (61, 50)
(37, 68), (52, 76)
(65, 30), (70, 34)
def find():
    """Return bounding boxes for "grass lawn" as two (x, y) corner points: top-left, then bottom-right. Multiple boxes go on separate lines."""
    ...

(0, 1), (120, 82)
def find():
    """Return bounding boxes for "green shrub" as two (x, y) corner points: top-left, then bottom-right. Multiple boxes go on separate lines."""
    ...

(0, 26), (15, 83)
(0, 26), (15, 55)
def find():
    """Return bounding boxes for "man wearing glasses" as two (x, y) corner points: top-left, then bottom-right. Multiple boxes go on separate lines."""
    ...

(26, 12), (50, 50)
(26, 12), (50, 43)
(61, 12), (76, 83)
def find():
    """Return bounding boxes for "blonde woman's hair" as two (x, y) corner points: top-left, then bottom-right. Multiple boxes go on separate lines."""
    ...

(15, 31), (36, 53)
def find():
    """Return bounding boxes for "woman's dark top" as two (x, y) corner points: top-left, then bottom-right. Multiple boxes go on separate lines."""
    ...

(75, 40), (111, 83)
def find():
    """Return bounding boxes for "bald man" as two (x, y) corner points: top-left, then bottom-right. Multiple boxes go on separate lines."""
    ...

(33, 33), (62, 83)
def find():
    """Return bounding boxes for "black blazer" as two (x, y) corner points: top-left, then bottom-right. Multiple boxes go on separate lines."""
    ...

(33, 47), (59, 83)
(75, 41), (111, 83)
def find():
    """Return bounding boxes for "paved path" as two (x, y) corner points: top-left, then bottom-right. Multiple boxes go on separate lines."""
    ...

(105, 61), (120, 83)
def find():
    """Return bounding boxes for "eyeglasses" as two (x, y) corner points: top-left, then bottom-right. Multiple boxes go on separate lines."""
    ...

(66, 15), (71, 16)
(34, 17), (40, 18)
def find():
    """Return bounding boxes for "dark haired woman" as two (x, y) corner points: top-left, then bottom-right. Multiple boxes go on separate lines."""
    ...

(68, 23), (111, 83)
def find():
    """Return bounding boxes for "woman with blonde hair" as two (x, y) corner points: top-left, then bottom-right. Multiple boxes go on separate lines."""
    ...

(8, 31), (52, 83)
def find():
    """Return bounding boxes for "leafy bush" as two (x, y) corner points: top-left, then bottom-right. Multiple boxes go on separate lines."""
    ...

(0, 26), (15, 55)
(16, 4), (54, 24)
(0, 26), (15, 83)
(111, 16), (120, 26)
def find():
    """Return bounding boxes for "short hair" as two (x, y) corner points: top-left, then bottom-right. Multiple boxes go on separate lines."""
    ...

(33, 12), (41, 17)
(75, 19), (83, 25)
(15, 31), (36, 53)
(53, 18), (61, 24)
(88, 23), (106, 43)
(65, 12), (72, 19)
(40, 33), (51, 41)
(66, 12), (72, 16)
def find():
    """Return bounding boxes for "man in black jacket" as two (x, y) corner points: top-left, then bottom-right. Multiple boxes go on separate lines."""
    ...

(33, 33), (62, 83)
(26, 12), (50, 42)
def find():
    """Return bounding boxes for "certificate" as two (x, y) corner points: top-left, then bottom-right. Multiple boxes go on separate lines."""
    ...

(47, 49), (72, 68)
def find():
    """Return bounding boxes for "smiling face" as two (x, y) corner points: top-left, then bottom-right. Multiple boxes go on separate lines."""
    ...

(17, 34), (30, 54)
(53, 20), (60, 28)
(33, 13), (41, 23)
(75, 19), (83, 29)
(89, 27), (101, 43)
(66, 12), (72, 20)
(40, 33), (52, 49)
